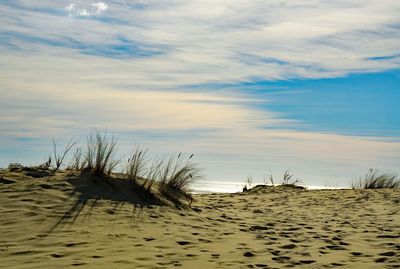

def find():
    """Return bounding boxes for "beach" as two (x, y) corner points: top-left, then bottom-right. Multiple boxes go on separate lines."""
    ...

(0, 169), (399, 269)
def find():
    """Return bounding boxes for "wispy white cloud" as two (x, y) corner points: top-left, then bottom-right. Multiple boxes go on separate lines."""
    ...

(92, 2), (108, 15)
(1, 0), (399, 82)
(65, 2), (108, 17)
(65, 4), (75, 16)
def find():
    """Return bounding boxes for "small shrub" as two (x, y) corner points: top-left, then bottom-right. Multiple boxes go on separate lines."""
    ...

(352, 169), (400, 189)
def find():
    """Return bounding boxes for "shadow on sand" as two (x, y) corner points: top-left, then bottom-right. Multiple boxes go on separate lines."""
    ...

(47, 173), (165, 234)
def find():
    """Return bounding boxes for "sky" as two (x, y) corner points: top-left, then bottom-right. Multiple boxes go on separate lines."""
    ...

(1, 0), (399, 188)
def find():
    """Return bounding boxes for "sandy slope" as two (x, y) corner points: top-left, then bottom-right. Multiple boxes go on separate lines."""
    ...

(0, 169), (399, 269)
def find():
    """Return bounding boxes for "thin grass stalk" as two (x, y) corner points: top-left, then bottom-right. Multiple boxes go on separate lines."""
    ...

(53, 137), (77, 172)
(68, 148), (83, 170)
(143, 157), (163, 190)
(126, 147), (148, 183)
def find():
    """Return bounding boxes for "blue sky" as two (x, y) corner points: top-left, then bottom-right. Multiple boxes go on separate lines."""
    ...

(237, 70), (400, 136)
(1, 1), (399, 187)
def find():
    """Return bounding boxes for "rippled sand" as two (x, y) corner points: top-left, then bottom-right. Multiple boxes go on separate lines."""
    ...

(0, 169), (399, 268)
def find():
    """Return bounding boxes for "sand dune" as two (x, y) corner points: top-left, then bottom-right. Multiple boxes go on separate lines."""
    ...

(0, 168), (399, 268)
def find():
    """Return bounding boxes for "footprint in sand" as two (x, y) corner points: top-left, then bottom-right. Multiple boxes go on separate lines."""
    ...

(280, 244), (297, 249)
(331, 262), (346, 266)
(325, 245), (346, 250)
(243, 251), (255, 257)
(379, 251), (396, 257)
(299, 260), (316, 264)
(198, 238), (212, 243)
(50, 253), (65, 258)
(270, 250), (280, 256)
(272, 256), (291, 263)
(92, 255), (103, 259)
(375, 257), (387, 263)
(377, 234), (399, 239)
(177, 240), (191, 246)
(65, 242), (88, 248)
(71, 262), (87, 266)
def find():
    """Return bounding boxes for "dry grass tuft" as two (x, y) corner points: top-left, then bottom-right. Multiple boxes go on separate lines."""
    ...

(352, 169), (400, 189)
(281, 170), (302, 186)
(158, 153), (201, 202)
(242, 177), (253, 192)
(52, 137), (77, 172)
(81, 129), (119, 178)
(243, 170), (304, 193)
(125, 146), (148, 183)
(36, 130), (201, 206)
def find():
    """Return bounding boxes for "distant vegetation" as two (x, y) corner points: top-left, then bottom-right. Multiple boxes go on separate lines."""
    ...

(243, 170), (304, 192)
(279, 170), (302, 186)
(242, 177), (253, 192)
(352, 169), (400, 189)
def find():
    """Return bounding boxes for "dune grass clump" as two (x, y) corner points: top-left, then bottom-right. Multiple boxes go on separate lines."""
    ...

(81, 129), (119, 178)
(36, 137), (75, 171)
(158, 153), (200, 202)
(242, 177), (253, 192)
(68, 148), (84, 171)
(125, 146), (154, 190)
(51, 137), (77, 172)
(37, 130), (200, 206)
(281, 170), (302, 186)
(125, 147), (148, 182)
(142, 158), (163, 191)
(352, 169), (400, 189)
(266, 174), (275, 187)
(243, 170), (304, 193)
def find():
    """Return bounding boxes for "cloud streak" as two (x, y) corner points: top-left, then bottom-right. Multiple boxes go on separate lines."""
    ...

(65, 2), (108, 17)
(0, 0), (399, 82)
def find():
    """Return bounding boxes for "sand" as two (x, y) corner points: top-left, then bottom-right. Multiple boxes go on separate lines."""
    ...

(0, 168), (399, 269)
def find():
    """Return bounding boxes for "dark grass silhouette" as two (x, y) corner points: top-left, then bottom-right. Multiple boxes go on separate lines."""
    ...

(52, 137), (77, 172)
(124, 146), (158, 191)
(352, 168), (400, 189)
(158, 153), (201, 208)
(80, 129), (119, 178)
(243, 170), (305, 193)
(45, 130), (200, 205)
